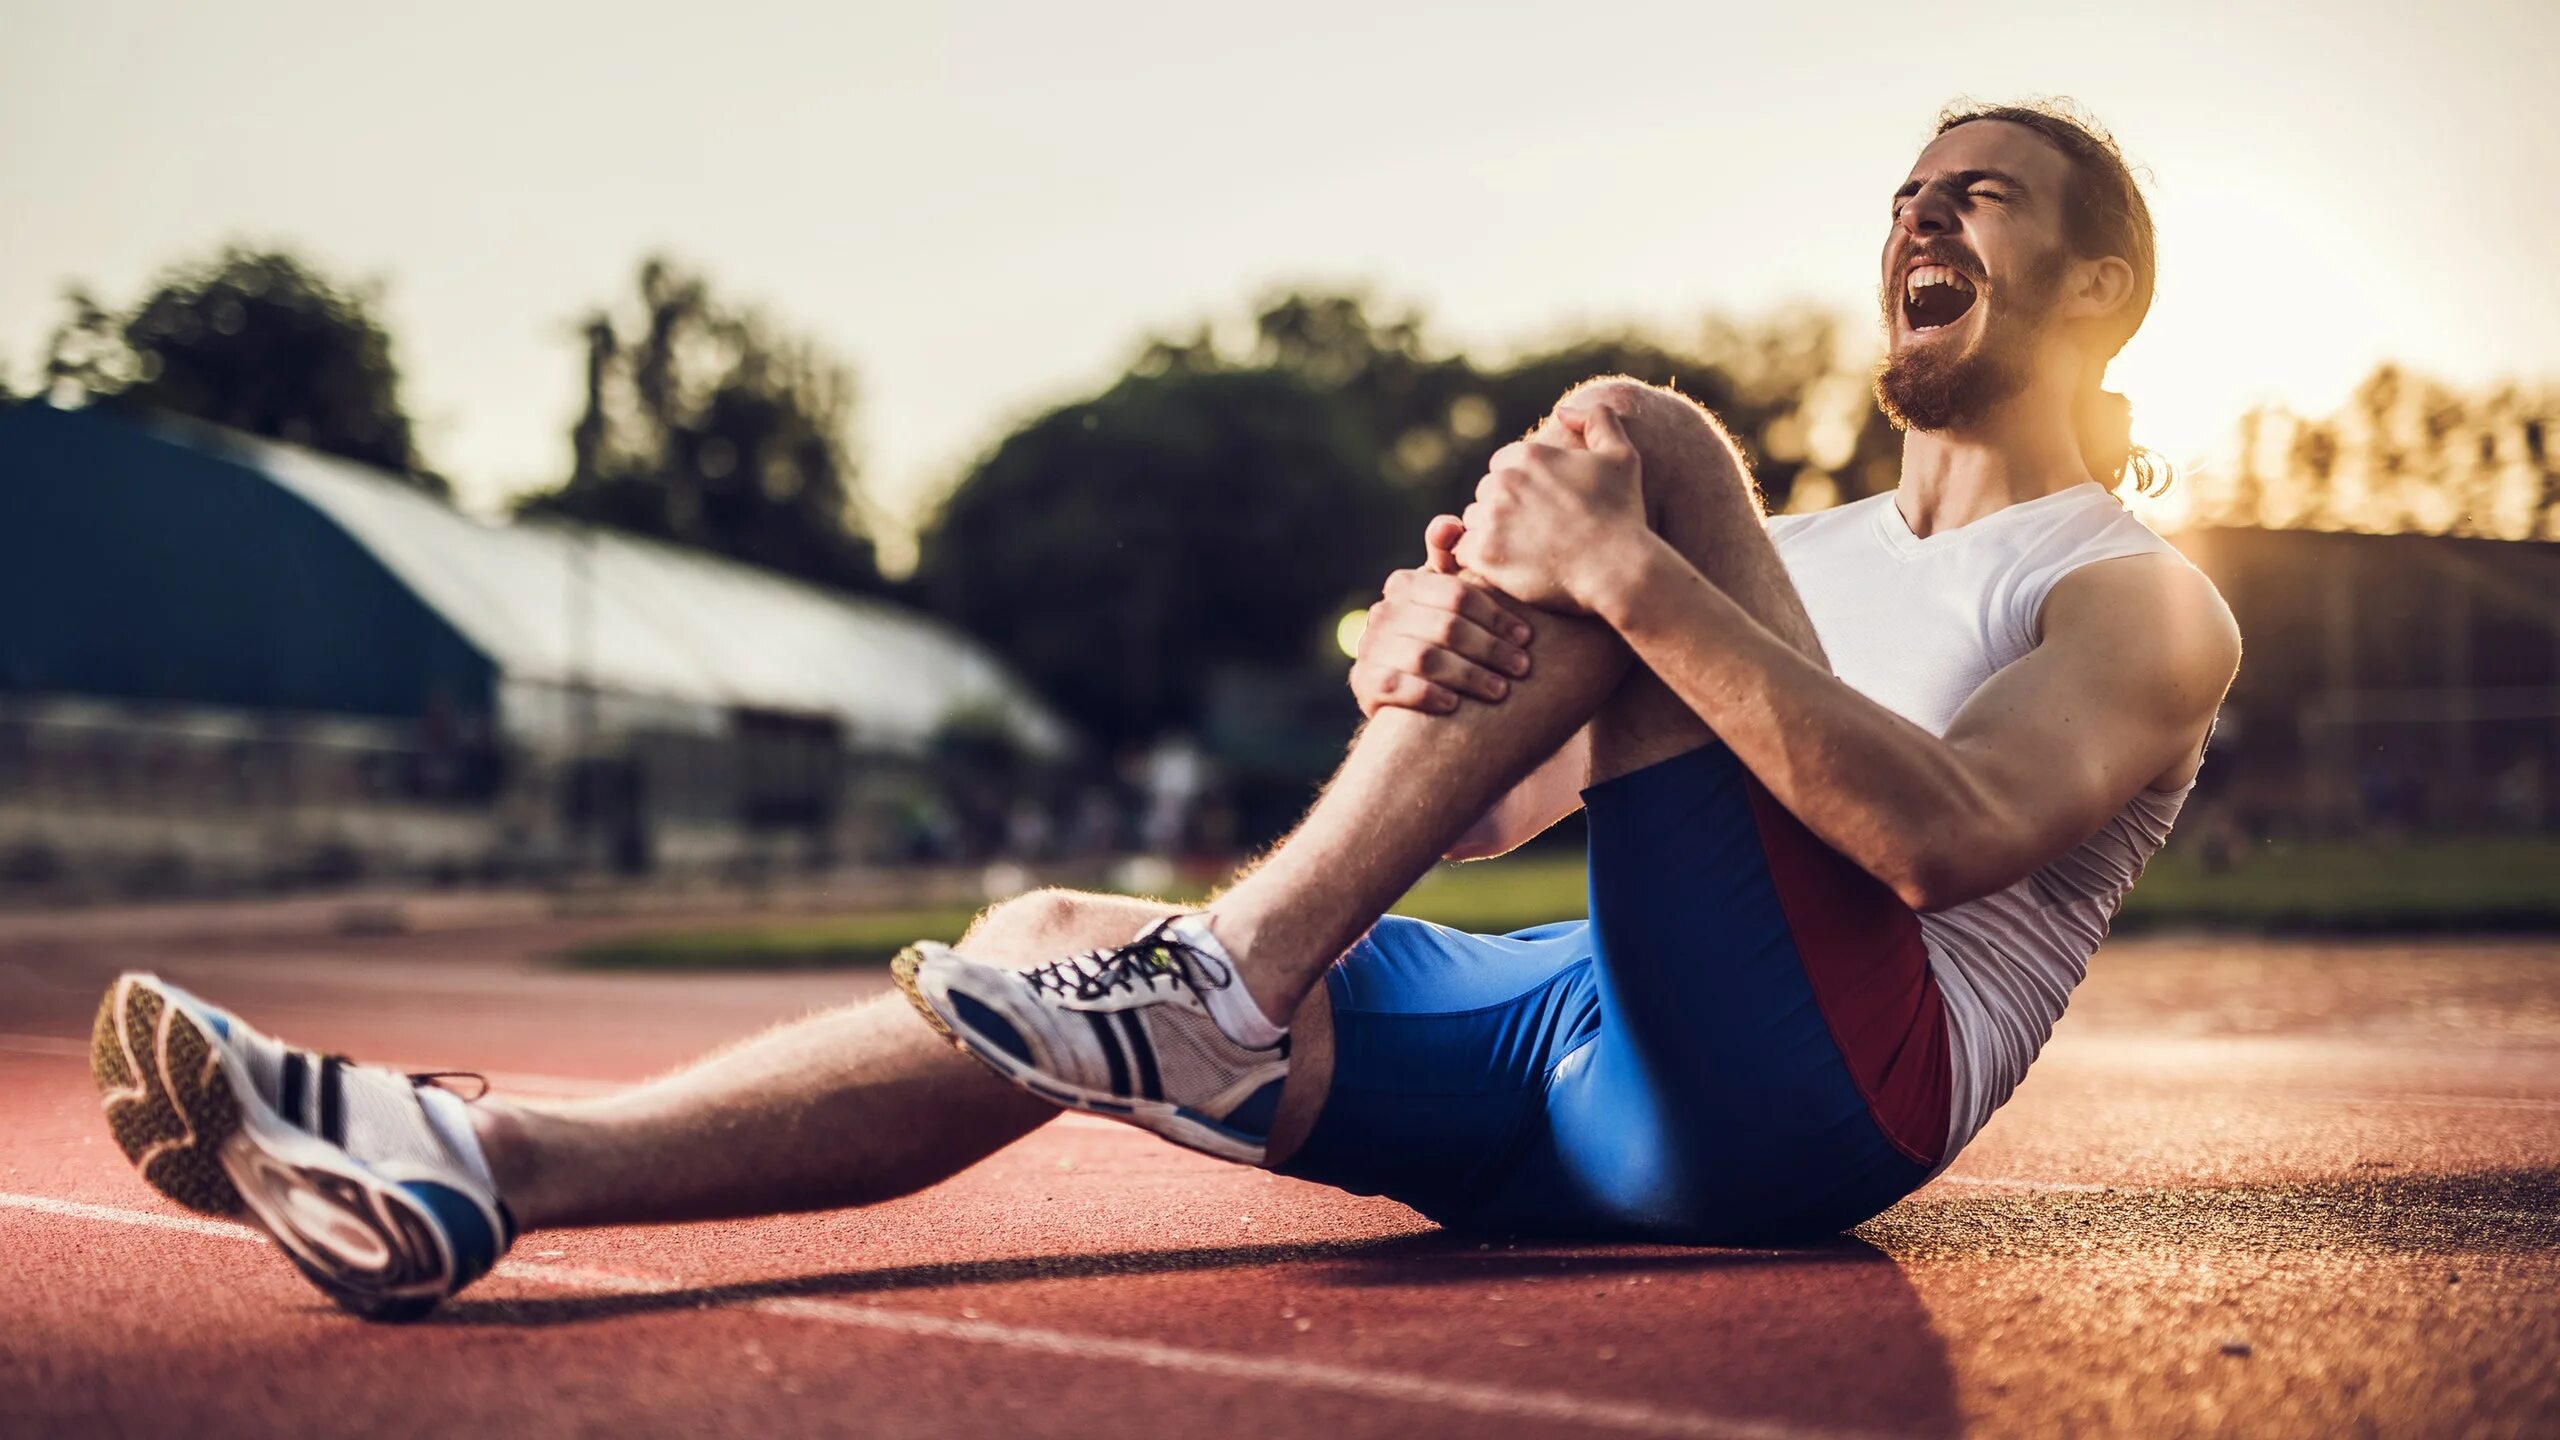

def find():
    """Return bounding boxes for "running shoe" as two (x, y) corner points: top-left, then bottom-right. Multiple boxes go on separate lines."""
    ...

(91, 972), (513, 1322)
(893, 917), (1291, 1164)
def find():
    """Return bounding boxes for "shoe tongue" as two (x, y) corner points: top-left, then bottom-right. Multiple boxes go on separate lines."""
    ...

(1159, 916), (1286, 1050)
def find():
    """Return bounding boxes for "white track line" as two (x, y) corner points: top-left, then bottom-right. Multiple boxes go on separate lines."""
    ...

(0, 1191), (1871, 1440)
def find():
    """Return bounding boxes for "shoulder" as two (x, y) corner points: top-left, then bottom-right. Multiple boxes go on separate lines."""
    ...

(2043, 551), (2241, 699)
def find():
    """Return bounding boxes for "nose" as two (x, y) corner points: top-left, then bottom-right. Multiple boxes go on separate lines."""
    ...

(1898, 184), (1958, 239)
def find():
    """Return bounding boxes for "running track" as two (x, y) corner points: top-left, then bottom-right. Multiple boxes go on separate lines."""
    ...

(3, 907), (2554, 1437)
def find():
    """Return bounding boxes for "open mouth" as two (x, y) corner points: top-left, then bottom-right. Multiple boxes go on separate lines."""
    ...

(1901, 263), (1979, 333)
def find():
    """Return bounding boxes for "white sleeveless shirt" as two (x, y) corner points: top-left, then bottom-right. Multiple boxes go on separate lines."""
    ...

(1765, 483), (2200, 1165)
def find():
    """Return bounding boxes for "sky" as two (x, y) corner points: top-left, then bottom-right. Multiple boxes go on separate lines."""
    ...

(6, 0), (2556, 554)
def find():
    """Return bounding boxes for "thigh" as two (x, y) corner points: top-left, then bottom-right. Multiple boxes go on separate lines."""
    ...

(1479, 743), (1951, 1241)
(1272, 915), (1600, 1225)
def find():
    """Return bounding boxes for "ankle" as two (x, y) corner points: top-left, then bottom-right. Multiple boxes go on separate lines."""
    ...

(1186, 911), (1298, 1035)
(468, 1098), (544, 1217)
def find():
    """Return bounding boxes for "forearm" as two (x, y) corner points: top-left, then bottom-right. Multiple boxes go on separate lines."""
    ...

(1591, 536), (2018, 908)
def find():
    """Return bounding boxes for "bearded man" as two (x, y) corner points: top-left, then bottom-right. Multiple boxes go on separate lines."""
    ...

(94, 99), (2239, 1319)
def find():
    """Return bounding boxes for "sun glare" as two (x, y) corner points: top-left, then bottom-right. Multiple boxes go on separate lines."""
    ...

(2105, 175), (2380, 531)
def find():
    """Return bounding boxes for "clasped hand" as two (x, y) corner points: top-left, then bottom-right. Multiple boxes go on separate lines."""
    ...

(1348, 403), (1647, 717)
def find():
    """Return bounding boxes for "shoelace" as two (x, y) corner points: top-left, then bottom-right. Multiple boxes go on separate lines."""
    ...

(1024, 925), (1234, 1004)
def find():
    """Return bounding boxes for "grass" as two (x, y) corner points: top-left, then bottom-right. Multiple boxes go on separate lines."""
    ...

(564, 856), (1593, 972)
(564, 835), (2560, 971)
(2113, 834), (2560, 933)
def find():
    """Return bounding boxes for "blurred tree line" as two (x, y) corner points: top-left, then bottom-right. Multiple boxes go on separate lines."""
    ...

(918, 289), (1901, 751)
(40, 247), (447, 495)
(2195, 365), (2560, 541)
(512, 258), (887, 596)
(23, 244), (2560, 764)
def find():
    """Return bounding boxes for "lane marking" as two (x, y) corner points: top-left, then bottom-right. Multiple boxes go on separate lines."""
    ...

(0, 1191), (1873, 1440)
(0, 1193), (259, 1242)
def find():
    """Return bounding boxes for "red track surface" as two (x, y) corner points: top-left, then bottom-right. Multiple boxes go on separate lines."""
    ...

(4, 910), (2556, 1437)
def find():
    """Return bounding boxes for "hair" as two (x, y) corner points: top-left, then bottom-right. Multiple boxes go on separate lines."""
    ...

(1934, 98), (2167, 495)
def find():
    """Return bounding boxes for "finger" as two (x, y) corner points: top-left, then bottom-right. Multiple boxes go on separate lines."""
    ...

(1369, 665), (1460, 716)
(1563, 402), (1634, 457)
(1423, 514), (1465, 574)
(1372, 600), (1529, 679)
(1397, 569), (1533, 646)
(1383, 634), (1511, 704)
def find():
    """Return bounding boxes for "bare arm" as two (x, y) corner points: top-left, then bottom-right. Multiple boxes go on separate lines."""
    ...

(1593, 540), (2239, 909)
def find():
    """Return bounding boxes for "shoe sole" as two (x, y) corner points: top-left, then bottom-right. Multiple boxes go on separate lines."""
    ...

(91, 975), (455, 1322)
(890, 945), (1270, 1166)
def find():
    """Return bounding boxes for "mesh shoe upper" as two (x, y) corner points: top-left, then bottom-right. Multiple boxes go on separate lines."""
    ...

(904, 918), (1292, 1162)
(212, 1002), (496, 1194)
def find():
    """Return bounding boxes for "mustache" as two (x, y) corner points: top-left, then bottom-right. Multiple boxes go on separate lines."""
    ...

(1901, 242), (1985, 279)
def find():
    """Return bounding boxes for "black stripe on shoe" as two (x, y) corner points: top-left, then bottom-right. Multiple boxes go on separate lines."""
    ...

(278, 1050), (308, 1129)
(1083, 1012), (1131, 1096)
(1117, 1012), (1162, 1101)
(317, 1055), (346, 1145)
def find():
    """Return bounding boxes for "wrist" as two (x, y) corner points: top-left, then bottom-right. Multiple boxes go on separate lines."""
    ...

(1586, 531), (1681, 632)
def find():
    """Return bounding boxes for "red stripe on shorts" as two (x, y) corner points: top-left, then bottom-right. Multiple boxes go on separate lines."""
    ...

(1742, 777), (1951, 1168)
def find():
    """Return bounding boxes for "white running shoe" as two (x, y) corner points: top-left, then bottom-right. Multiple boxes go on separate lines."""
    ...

(893, 917), (1292, 1164)
(91, 972), (513, 1322)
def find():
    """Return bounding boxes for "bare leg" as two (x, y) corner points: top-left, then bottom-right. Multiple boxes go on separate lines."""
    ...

(1212, 378), (1828, 1021)
(476, 379), (1820, 1228)
(480, 891), (1240, 1227)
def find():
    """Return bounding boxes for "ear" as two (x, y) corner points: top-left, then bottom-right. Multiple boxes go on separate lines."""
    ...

(2064, 254), (2136, 324)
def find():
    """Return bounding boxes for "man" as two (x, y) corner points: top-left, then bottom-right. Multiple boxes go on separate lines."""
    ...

(93, 99), (2238, 1320)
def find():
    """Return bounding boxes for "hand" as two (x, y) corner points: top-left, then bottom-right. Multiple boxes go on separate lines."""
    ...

(1451, 404), (1648, 614)
(1348, 519), (1536, 717)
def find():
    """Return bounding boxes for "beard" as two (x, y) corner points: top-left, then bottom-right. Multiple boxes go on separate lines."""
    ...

(1873, 250), (2065, 432)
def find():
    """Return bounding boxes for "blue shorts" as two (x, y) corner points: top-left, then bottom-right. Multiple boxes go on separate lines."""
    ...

(1277, 744), (1952, 1243)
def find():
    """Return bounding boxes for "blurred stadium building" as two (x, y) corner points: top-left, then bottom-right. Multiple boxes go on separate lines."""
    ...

(2175, 527), (2560, 839)
(0, 404), (1069, 899)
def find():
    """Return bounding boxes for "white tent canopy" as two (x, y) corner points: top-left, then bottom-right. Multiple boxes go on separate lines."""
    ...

(228, 429), (1070, 758)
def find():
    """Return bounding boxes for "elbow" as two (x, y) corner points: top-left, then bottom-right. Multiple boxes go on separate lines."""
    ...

(1879, 842), (1991, 914)
(1880, 790), (2028, 912)
(1885, 858), (1957, 914)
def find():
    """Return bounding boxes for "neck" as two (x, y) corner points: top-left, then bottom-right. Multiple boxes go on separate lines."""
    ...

(1892, 376), (2097, 538)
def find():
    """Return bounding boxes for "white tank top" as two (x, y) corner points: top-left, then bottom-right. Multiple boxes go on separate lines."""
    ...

(1766, 483), (2200, 1165)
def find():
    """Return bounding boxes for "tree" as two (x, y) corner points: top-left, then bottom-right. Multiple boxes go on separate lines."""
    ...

(1139, 288), (1898, 526)
(517, 258), (884, 595)
(44, 246), (442, 493)
(2202, 365), (2560, 540)
(917, 367), (1407, 750)
(921, 288), (1908, 754)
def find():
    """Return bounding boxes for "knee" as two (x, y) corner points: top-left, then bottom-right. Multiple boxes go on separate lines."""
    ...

(1552, 376), (1750, 495)
(967, 886), (1093, 951)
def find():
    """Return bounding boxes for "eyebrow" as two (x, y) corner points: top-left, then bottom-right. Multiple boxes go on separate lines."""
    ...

(1893, 168), (2034, 201)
